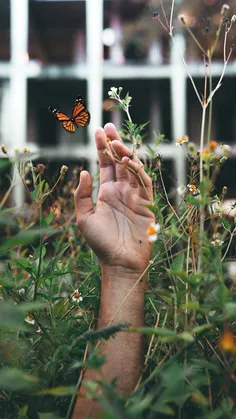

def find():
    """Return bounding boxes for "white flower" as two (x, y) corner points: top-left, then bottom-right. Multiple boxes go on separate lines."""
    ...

(25, 316), (35, 325)
(71, 289), (83, 303)
(221, 4), (230, 15)
(187, 184), (200, 196)
(176, 135), (189, 146)
(17, 288), (25, 296)
(36, 326), (41, 333)
(108, 87), (118, 97)
(147, 222), (161, 243)
(231, 15), (236, 24)
(211, 239), (224, 246)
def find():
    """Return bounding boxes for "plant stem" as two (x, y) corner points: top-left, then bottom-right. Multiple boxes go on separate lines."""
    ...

(197, 105), (207, 274)
(170, 36), (202, 105)
(169, 0), (175, 36)
(34, 177), (43, 300)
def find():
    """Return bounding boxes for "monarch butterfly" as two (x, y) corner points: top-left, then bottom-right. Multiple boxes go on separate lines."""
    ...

(48, 94), (90, 134)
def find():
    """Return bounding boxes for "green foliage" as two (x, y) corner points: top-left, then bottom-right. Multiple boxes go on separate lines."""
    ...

(1, 5), (236, 418)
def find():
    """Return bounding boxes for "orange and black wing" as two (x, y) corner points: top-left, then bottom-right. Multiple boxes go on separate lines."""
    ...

(72, 95), (91, 127)
(48, 106), (76, 134)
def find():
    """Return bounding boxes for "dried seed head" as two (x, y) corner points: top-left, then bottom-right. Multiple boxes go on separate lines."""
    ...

(60, 165), (68, 175)
(179, 14), (187, 25)
(231, 15), (236, 24)
(1, 145), (7, 154)
(221, 4), (230, 16)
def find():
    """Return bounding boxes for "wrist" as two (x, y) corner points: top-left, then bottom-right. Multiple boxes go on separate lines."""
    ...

(98, 264), (146, 327)
(100, 264), (147, 291)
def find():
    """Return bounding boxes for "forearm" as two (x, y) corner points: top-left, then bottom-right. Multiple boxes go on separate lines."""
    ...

(72, 265), (146, 419)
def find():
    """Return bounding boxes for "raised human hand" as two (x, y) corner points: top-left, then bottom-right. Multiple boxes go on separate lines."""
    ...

(74, 123), (155, 272)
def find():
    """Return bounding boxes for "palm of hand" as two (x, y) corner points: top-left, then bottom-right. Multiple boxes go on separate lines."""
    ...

(74, 124), (155, 272)
(82, 180), (154, 271)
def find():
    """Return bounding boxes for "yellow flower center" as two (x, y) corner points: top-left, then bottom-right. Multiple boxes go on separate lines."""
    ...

(148, 225), (156, 235)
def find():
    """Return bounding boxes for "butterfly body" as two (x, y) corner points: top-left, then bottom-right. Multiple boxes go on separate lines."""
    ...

(48, 94), (90, 134)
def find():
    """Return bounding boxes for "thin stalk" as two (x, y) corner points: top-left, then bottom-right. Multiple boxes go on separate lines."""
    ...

(207, 55), (213, 145)
(185, 236), (190, 325)
(160, 0), (169, 29)
(221, 227), (236, 262)
(197, 105), (207, 274)
(34, 177), (43, 300)
(171, 36), (202, 105)
(169, 0), (175, 35)
(199, 105), (207, 183)
(184, 24), (207, 55)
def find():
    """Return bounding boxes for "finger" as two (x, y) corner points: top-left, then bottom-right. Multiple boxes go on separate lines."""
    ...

(74, 171), (94, 229)
(95, 127), (115, 185)
(104, 123), (129, 182)
(104, 122), (123, 143)
(122, 156), (153, 202)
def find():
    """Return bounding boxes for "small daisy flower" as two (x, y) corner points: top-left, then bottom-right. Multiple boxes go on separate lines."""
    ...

(25, 316), (35, 325)
(187, 184), (200, 196)
(72, 289), (83, 303)
(147, 222), (161, 243)
(36, 326), (41, 333)
(221, 144), (232, 157)
(176, 135), (189, 146)
(108, 87), (118, 97)
(211, 238), (224, 246)
(209, 140), (217, 151)
(192, 187), (200, 196)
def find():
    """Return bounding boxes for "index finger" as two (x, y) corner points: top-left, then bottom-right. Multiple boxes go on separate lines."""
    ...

(95, 127), (115, 185)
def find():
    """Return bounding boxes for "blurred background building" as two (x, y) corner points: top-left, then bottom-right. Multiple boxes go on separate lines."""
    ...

(0, 0), (236, 204)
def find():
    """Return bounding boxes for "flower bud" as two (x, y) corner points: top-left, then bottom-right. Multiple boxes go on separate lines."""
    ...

(221, 4), (230, 16)
(179, 14), (187, 25)
(1, 145), (7, 154)
(231, 15), (236, 24)
(60, 165), (68, 175)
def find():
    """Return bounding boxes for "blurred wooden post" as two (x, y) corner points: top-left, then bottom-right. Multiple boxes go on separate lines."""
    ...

(10, 0), (29, 207)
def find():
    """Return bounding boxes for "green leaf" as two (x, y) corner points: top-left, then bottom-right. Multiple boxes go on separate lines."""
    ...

(0, 159), (10, 170)
(17, 302), (46, 312)
(178, 332), (194, 342)
(30, 181), (45, 201)
(38, 386), (78, 396)
(171, 253), (185, 272)
(0, 302), (26, 330)
(44, 211), (55, 226)
(34, 245), (47, 260)
(191, 324), (213, 335)
(0, 368), (38, 390)
(0, 214), (17, 226)
(71, 323), (130, 346)
(0, 228), (54, 255)
(181, 301), (200, 310)
(224, 302), (236, 318)
(216, 283), (228, 307)
(221, 218), (231, 230)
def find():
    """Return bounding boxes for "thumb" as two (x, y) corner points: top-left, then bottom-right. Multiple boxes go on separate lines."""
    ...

(74, 170), (94, 228)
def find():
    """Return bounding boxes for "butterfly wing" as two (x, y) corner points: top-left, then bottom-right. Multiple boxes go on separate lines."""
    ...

(72, 95), (91, 127)
(48, 107), (77, 133)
